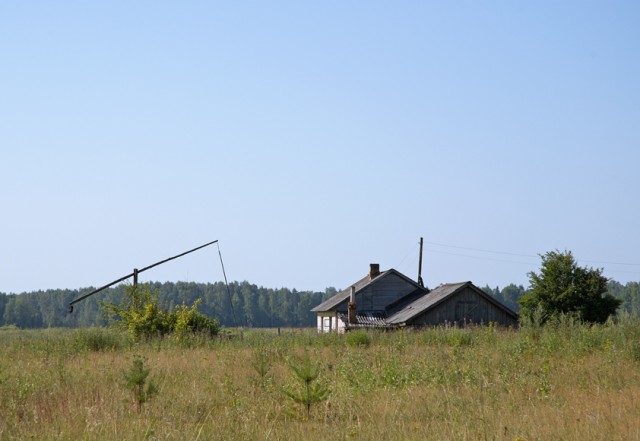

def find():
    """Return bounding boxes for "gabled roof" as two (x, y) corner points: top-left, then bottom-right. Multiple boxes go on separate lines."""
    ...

(311, 268), (425, 313)
(311, 273), (376, 312)
(386, 281), (518, 325)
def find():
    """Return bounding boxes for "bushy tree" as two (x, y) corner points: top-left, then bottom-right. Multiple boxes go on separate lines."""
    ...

(101, 284), (219, 340)
(519, 250), (621, 323)
(500, 284), (525, 311)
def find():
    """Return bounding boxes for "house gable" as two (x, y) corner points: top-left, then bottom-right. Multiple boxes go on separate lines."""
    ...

(387, 282), (518, 327)
(311, 267), (427, 314)
(336, 269), (426, 314)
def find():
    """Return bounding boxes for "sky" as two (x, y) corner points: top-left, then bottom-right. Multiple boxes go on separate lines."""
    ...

(1, 1), (640, 295)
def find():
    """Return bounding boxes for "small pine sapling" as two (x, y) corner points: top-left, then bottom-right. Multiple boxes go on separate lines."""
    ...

(284, 352), (329, 417)
(122, 356), (158, 413)
(251, 349), (271, 391)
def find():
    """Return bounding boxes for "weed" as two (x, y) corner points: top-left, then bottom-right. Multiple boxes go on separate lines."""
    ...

(73, 327), (125, 352)
(345, 329), (372, 348)
(446, 328), (473, 347)
(2, 321), (640, 439)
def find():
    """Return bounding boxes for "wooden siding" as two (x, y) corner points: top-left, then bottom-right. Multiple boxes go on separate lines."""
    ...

(334, 272), (418, 314)
(407, 286), (518, 326)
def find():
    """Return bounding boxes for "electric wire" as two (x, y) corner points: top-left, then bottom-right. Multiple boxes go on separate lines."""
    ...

(423, 240), (537, 258)
(423, 240), (640, 268)
(395, 245), (418, 271)
(423, 248), (537, 266)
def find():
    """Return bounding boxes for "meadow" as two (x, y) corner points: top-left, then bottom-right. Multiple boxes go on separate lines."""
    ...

(1, 319), (640, 440)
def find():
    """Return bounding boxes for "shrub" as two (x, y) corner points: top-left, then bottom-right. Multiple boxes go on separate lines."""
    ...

(173, 299), (220, 342)
(73, 327), (125, 352)
(101, 284), (219, 341)
(346, 330), (372, 348)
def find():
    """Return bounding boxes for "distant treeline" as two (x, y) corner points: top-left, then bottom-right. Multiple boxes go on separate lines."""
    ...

(0, 281), (336, 329)
(1, 279), (640, 329)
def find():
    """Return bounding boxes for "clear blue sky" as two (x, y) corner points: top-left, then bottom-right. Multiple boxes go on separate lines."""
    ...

(2, 1), (639, 295)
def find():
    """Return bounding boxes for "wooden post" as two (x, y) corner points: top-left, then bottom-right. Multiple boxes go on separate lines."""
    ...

(418, 237), (424, 287)
(133, 268), (138, 288)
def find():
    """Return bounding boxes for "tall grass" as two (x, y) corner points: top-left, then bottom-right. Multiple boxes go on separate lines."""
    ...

(1, 320), (640, 440)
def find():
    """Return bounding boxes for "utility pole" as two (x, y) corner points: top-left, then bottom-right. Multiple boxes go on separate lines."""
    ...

(418, 237), (424, 287)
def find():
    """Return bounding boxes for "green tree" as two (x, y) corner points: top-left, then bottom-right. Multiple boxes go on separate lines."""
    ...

(0, 293), (7, 325)
(100, 284), (170, 339)
(2, 294), (42, 328)
(519, 250), (621, 323)
(500, 283), (525, 311)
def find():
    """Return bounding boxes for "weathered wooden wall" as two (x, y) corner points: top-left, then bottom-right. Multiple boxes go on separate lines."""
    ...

(335, 272), (418, 314)
(408, 286), (518, 326)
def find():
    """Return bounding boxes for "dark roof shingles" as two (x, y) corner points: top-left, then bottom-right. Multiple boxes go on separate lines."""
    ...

(310, 273), (378, 312)
(386, 282), (470, 324)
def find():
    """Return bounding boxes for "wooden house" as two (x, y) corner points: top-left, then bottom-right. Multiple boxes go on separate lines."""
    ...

(311, 264), (518, 332)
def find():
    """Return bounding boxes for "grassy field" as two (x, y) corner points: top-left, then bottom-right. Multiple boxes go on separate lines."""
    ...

(1, 319), (640, 440)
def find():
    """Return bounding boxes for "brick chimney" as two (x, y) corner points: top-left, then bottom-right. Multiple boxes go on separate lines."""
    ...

(347, 286), (357, 324)
(369, 263), (380, 280)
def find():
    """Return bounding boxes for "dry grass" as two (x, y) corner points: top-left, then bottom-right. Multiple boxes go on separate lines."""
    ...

(1, 320), (640, 440)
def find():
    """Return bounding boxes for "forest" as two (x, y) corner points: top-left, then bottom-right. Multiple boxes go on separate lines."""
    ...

(1, 279), (640, 329)
(0, 281), (334, 329)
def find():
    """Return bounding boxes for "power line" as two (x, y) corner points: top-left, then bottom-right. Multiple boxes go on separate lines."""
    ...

(423, 248), (537, 266)
(423, 240), (537, 258)
(601, 268), (640, 275)
(423, 240), (640, 267)
(579, 259), (640, 267)
(395, 245), (419, 272)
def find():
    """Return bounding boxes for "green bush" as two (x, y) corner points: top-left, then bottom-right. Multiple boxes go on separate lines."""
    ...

(173, 299), (220, 341)
(101, 284), (219, 341)
(445, 328), (474, 347)
(346, 330), (372, 348)
(73, 327), (125, 352)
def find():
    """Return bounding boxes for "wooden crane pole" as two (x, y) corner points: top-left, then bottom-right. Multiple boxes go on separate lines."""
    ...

(68, 240), (219, 313)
